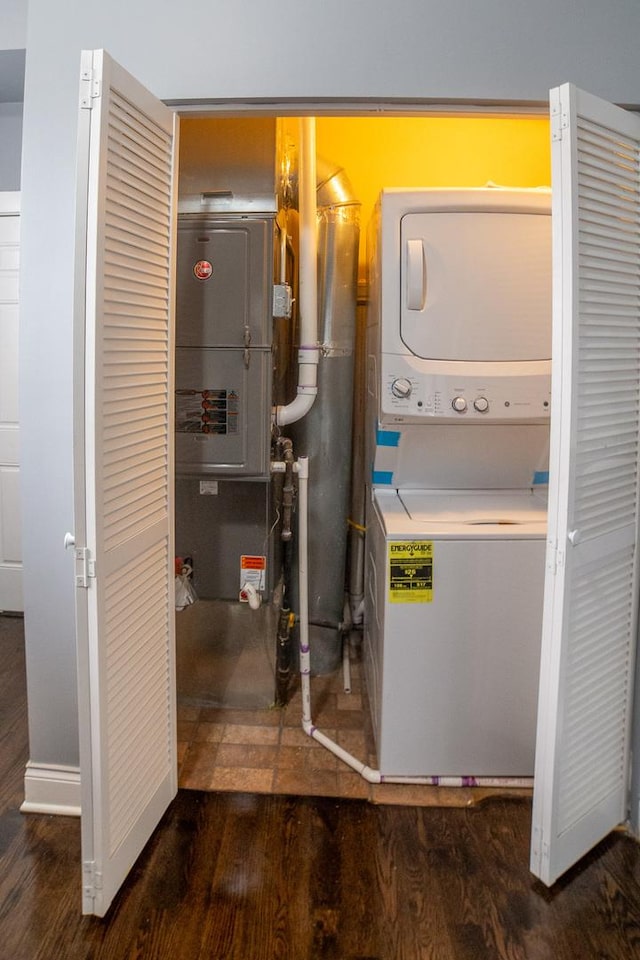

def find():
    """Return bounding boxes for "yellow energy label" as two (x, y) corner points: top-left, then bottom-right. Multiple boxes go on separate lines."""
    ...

(388, 541), (433, 603)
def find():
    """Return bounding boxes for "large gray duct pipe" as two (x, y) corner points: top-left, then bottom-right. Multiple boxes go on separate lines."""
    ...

(289, 159), (360, 674)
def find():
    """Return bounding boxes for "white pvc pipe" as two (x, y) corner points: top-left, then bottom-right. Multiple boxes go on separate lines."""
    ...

(241, 581), (262, 610)
(342, 633), (352, 694)
(297, 455), (534, 790)
(275, 118), (319, 427)
(296, 456), (314, 727)
(279, 213), (288, 284)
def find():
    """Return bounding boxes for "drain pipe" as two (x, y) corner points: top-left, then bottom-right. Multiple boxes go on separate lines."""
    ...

(275, 118), (319, 427)
(297, 455), (533, 789)
(273, 438), (296, 707)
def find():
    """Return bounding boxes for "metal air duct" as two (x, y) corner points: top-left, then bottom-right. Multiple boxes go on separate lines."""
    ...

(289, 157), (361, 674)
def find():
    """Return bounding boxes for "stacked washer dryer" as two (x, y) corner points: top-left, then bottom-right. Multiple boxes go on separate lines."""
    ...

(364, 187), (552, 779)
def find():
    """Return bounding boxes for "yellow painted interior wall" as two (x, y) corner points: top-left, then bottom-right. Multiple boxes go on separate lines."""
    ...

(313, 116), (551, 273)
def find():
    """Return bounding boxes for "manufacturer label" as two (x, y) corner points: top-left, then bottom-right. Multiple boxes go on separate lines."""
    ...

(199, 480), (219, 495)
(193, 259), (213, 281)
(388, 541), (433, 603)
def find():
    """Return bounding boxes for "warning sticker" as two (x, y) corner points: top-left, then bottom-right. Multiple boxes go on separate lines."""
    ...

(175, 388), (240, 435)
(388, 541), (433, 603)
(240, 555), (266, 600)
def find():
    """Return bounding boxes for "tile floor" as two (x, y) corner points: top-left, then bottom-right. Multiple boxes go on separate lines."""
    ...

(176, 600), (531, 808)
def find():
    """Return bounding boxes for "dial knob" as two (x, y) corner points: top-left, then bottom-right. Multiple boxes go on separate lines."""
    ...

(473, 397), (489, 413)
(451, 396), (467, 413)
(391, 378), (412, 399)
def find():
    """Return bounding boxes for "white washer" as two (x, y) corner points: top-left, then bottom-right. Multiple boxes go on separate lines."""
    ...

(364, 488), (547, 778)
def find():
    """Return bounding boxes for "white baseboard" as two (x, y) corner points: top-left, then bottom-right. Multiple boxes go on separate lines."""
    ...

(20, 761), (81, 817)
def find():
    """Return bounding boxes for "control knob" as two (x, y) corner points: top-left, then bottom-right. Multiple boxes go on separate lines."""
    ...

(391, 378), (412, 399)
(473, 397), (489, 413)
(451, 396), (467, 413)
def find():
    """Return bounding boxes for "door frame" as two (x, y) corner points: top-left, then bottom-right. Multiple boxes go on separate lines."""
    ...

(167, 94), (639, 842)
(0, 190), (22, 613)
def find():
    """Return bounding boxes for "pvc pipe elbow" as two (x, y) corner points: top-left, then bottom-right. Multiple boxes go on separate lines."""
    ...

(274, 389), (317, 426)
(241, 582), (262, 610)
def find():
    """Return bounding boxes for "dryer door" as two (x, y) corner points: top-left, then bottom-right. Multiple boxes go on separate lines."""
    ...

(400, 209), (551, 361)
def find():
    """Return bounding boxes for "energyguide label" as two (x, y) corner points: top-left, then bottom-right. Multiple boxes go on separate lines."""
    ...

(388, 541), (433, 603)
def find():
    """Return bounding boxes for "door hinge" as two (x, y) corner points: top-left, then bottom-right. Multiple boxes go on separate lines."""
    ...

(551, 105), (569, 142)
(546, 540), (565, 575)
(83, 860), (104, 900)
(74, 546), (96, 588)
(80, 69), (101, 110)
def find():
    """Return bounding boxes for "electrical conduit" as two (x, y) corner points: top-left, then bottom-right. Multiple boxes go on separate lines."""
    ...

(297, 455), (533, 789)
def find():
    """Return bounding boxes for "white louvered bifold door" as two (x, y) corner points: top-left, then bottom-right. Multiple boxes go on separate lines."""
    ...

(75, 49), (178, 917)
(530, 84), (640, 886)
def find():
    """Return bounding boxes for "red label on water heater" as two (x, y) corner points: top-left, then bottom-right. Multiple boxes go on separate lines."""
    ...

(193, 260), (213, 281)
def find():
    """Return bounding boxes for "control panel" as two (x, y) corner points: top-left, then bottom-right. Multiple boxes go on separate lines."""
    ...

(381, 356), (551, 423)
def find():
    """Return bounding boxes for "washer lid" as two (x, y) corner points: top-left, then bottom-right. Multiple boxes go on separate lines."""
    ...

(399, 489), (548, 526)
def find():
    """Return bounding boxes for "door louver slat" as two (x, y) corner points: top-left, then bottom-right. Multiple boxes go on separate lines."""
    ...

(573, 118), (640, 540)
(98, 84), (175, 839)
(557, 544), (635, 832)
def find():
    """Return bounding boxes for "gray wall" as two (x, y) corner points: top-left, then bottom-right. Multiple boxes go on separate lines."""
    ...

(20, 0), (640, 104)
(0, 102), (22, 189)
(0, 0), (26, 190)
(0, 0), (27, 50)
(18, 0), (640, 780)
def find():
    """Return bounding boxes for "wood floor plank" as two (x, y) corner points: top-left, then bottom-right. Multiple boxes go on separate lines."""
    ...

(4, 615), (640, 959)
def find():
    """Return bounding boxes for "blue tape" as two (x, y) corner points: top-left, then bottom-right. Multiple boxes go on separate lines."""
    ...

(533, 470), (549, 485)
(376, 427), (401, 448)
(372, 470), (394, 485)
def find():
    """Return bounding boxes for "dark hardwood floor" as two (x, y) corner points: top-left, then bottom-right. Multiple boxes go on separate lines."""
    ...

(3, 612), (640, 959)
